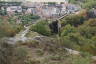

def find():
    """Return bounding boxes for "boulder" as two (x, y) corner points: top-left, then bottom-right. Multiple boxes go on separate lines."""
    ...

(92, 56), (96, 61)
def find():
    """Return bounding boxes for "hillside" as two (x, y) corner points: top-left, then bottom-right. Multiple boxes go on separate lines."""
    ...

(0, 1), (96, 64)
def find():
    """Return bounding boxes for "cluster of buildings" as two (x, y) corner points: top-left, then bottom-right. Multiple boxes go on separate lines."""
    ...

(0, 0), (81, 19)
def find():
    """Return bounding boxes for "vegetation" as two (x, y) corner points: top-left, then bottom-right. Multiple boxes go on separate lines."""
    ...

(0, 1), (96, 64)
(30, 20), (51, 36)
(60, 11), (96, 55)
(61, 14), (86, 26)
(0, 39), (28, 64)
(0, 17), (23, 38)
(0, 9), (7, 16)
(19, 14), (40, 25)
(70, 0), (96, 9)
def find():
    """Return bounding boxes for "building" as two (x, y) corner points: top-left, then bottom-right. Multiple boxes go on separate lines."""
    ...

(6, 6), (22, 12)
(0, 1), (79, 19)
(0, 2), (22, 15)
(66, 4), (81, 13)
(26, 0), (68, 3)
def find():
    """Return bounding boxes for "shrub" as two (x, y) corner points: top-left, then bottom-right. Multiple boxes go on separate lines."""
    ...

(19, 14), (40, 25)
(72, 56), (91, 64)
(0, 21), (23, 38)
(61, 25), (82, 50)
(61, 14), (86, 27)
(61, 24), (77, 36)
(84, 19), (96, 27)
(60, 24), (96, 53)
(78, 19), (96, 38)
(83, 0), (96, 9)
(30, 20), (51, 36)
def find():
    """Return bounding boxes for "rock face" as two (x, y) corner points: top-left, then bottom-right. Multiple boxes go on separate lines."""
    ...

(65, 48), (80, 56)
(92, 56), (96, 64)
(49, 20), (59, 33)
(4, 26), (30, 44)
(92, 56), (96, 61)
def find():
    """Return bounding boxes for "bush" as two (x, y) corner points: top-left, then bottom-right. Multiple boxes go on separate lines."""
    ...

(0, 10), (7, 16)
(61, 25), (81, 50)
(78, 19), (96, 38)
(72, 56), (91, 64)
(61, 14), (86, 27)
(30, 20), (51, 36)
(83, 0), (96, 9)
(60, 24), (96, 53)
(78, 25), (96, 38)
(61, 24), (77, 36)
(0, 21), (23, 38)
(19, 14), (40, 25)
(84, 19), (96, 27)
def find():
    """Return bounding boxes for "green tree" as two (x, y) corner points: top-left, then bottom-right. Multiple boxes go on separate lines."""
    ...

(19, 14), (40, 25)
(61, 24), (77, 36)
(83, 0), (96, 9)
(0, 21), (23, 38)
(78, 19), (96, 38)
(61, 14), (85, 27)
(30, 20), (51, 36)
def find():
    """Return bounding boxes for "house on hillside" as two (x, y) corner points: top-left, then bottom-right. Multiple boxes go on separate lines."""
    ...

(35, 2), (67, 19)
(66, 4), (81, 14)
(25, 7), (37, 14)
(0, 2), (22, 15)
(22, 2), (39, 14)
(6, 6), (22, 12)
(60, 3), (67, 15)
(6, 6), (22, 15)
(37, 4), (61, 19)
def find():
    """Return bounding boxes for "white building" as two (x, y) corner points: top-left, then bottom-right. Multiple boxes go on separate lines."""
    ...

(25, 7), (37, 14)
(6, 6), (22, 13)
(26, 0), (68, 3)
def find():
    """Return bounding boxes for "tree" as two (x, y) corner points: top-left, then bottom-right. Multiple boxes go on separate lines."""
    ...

(60, 25), (81, 50)
(0, 9), (7, 16)
(19, 14), (40, 25)
(83, 0), (96, 9)
(30, 20), (51, 36)
(84, 19), (96, 27)
(78, 19), (96, 38)
(61, 14), (85, 27)
(61, 24), (77, 36)
(60, 24), (96, 53)
(0, 21), (23, 38)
